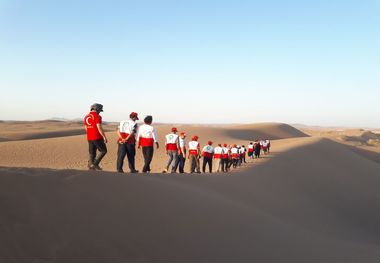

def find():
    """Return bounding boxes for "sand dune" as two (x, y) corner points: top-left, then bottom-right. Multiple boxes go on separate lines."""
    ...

(1, 137), (380, 263)
(338, 131), (380, 146)
(227, 122), (308, 140)
(1, 121), (380, 262)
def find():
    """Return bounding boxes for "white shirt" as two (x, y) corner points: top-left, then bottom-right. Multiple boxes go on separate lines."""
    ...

(165, 133), (179, 144)
(231, 147), (238, 154)
(202, 145), (214, 153)
(179, 138), (186, 148)
(137, 124), (158, 142)
(214, 146), (223, 154)
(119, 119), (137, 134)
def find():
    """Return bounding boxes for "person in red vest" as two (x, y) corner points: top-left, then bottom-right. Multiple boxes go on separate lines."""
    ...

(248, 142), (254, 160)
(164, 127), (180, 173)
(116, 112), (139, 173)
(222, 143), (230, 172)
(230, 144), (239, 168)
(188, 135), (201, 173)
(137, 115), (159, 173)
(213, 143), (224, 172)
(202, 141), (214, 173)
(84, 103), (108, 170)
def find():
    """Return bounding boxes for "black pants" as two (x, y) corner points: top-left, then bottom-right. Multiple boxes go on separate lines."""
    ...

(117, 143), (136, 172)
(176, 154), (186, 173)
(142, 146), (154, 173)
(221, 158), (226, 172)
(88, 139), (107, 166)
(202, 157), (213, 173)
(255, 150), (260, 158)
(232, 158), (238, 168)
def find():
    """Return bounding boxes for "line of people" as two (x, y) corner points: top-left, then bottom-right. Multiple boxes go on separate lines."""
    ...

(84, 103), (270, 174)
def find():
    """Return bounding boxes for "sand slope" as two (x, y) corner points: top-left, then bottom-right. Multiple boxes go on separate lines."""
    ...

(1, 137), (380, 263)
(0, 122), (301, 172)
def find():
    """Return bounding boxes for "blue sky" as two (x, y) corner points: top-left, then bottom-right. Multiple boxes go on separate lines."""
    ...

(1, 0), (379, 127)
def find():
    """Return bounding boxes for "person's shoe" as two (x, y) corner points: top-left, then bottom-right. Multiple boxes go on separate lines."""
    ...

(88, 164), (96, 170)
(93, 164), (102, 171)
(130, 169), (139, 173)
(117, 170), (124, 173)
(162, 168), (168, 173)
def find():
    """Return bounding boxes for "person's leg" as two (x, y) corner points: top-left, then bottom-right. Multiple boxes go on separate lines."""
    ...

(202, 157), (207, 173)
(221, 158), (225, 172)
(88, 141), (96, 168)
(208, 158), (213, 173)
(174, 153), (181, 173)
(146, 146), (154, 172)
(116, 143), (127, 172)
(216, 159), (220, 172)
(190, 155), (195, 173)
(171, 151), (179, 172)
(179, 154), (185, 173)
(93, 139), (107, 167)
(195, 157), (200, 173)
(142, 147), (148, 172)
(126, 144), (137, 172)
(166, 150), (174, 171)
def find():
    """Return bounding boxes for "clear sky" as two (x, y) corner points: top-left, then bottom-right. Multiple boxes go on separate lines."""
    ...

(1, 0), (379, 127)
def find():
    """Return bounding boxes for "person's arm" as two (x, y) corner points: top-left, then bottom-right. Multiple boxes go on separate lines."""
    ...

(117, 129), (124, 143)
(97, 123), (108, 143)
(181, 144), (186, 157)
(176, 137), (181, 153)
(153, 127), (159, 149)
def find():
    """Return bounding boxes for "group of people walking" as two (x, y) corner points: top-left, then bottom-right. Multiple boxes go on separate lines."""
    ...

(84, 103), (270, 174)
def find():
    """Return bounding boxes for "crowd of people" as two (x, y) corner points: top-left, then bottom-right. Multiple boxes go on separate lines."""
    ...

(84, 103), (270, 174)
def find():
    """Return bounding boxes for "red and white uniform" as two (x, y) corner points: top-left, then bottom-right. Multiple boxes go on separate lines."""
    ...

(84, 112), (102, 141)
(165, 133), (179, 151)
(118, 119), (137, 144)
(262, 140), (268, 149)
(202, 145), (214, 158)
(231, 147), (239, 159)
(239, 147), (246, 155)
(188, 141), (200, 155)
(222, 147), (230, 159)
(137, 124), (158, 147)
(213, 146), (223, 159)
(248, 144), (254, 153)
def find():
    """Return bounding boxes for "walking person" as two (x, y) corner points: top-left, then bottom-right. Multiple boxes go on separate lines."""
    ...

(222, 143), (230, 172)
(241, 145), (247, 163)
(248, 142), (254, 160)
(231, 144), (239, 168)
(188, 135), (201, 173)
(237, 145), (242, 166)
(213, 143), (224, 172)
(176, 132), (187, 173)
(84, 103), (108, 170)
(137, 115), (159, 173)
(261, 140), (269, 155)
(266, 139), (271, 153)
(116, 112), (139, 173)
(202, 141), (214, 173)
(164, 127), (180, 173)
(254, 140), (261, 159)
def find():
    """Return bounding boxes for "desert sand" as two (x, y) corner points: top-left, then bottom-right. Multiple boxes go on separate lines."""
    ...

(0, 121), (380, 263)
